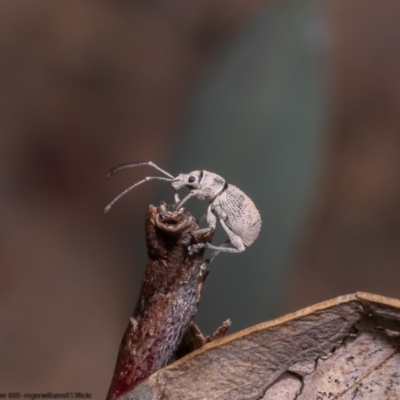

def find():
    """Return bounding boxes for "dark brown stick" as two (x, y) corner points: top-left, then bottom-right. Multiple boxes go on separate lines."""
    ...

(106, 204), (213, 400)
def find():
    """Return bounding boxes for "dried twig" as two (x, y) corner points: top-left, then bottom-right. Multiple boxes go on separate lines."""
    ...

(106, 204), (214, 400)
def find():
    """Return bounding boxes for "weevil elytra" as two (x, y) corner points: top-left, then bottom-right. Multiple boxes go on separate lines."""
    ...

(105, 161), (262, 259)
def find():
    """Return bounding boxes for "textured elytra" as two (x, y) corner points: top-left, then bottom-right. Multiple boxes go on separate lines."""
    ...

(217, 184), (262, 246)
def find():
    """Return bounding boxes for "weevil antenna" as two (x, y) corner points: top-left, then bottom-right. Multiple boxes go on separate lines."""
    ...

(108, 161), (174, 179)
(104, 176), (173, 213)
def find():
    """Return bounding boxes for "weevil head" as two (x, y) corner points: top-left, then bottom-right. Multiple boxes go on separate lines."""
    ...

(171, 170), (226, 200)
(171, 170), (203, 190)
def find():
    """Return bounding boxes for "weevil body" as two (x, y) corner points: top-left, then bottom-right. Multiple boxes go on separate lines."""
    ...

(105, 162), (262, 258)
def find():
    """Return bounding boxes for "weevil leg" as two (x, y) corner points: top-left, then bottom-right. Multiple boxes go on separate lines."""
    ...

(197, 238), (238, 271)
(192, 204), (216, 235)
(205, 239), (231, 264)
(175, 188), (206, 209)
(184, 206), (215, 249)
(174, 191), (194, 209)
(203, 218), (246, 253)
(203, 241), (245, 254)
(173, 191), (180, 203)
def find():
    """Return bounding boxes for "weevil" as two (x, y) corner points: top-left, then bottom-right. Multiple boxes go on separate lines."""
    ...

(105, 161), (262, 260)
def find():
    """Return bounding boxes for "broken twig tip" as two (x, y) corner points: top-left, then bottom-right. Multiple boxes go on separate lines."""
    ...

(106, 204), (213, 400)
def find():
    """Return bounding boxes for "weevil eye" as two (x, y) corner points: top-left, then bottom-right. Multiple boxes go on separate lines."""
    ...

(188, 176), (196, 183)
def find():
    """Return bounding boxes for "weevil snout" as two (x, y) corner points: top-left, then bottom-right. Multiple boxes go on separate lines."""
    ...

(171, 171), (202, 191)
(171, 175), (185, 191)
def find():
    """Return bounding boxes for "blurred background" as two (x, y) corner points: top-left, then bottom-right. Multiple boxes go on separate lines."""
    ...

(1, 0), (400, 397)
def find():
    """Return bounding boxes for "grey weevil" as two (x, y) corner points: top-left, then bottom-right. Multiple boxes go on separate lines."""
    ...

(105, 161), (262, 260)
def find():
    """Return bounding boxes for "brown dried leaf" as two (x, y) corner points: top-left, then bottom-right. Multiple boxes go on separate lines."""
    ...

(121, 293), (400, 400)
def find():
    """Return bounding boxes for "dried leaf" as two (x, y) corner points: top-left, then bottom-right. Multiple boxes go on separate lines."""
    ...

(121, 292), (400, 400)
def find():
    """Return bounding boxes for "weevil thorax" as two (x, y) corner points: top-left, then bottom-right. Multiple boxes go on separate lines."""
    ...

(171, 170), (226, 200)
